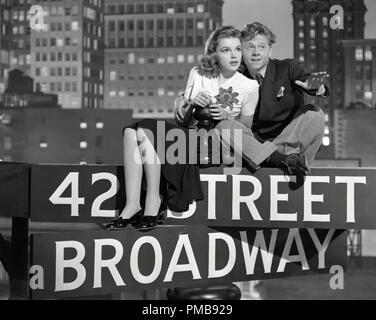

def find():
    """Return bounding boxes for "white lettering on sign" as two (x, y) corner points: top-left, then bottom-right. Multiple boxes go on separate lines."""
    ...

(130, 236), (162, 284)
(304, 176), (331, 222)
(167, 201), (196, 219)
(55, 241), (86, 291)
(232, 175), (262, 221)
(47, 172), (367, 224)
(164, 234), (201, 282)
(49, 172), (85, 217)
(240, 229), (278, 275)
(49, 172), (119, 217)
(208, 233), (236, 278)
(31, 228), (338, 294)
(277, 228), (309, 272)
(91, 173), (119, 217)
(270, 175), (297, 221)
(94, 239), (125, 288)
(200, 174), (227, 220)
(307, 229), (335, 269)
(335, 176), (367, 223)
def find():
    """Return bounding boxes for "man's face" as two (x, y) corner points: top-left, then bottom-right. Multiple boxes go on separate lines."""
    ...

(242, 34), (273, 73)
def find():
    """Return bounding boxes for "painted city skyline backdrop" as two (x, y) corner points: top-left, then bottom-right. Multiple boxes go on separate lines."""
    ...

(223, 0), (376, 58)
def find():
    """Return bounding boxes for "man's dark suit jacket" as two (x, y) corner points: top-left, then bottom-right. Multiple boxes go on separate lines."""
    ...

(242, 58), (329, 141)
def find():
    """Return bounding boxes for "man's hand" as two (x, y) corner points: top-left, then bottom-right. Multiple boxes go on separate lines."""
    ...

(192, 91), (212, 108)
(295, 71), (329, 91)
(174, 95), (187, 124)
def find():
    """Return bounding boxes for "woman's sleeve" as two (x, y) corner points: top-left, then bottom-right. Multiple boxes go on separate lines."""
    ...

(184, 67), (198, 100)
(241, 83), (259, 116)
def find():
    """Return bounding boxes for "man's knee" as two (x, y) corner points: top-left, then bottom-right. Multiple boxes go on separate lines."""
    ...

(302, 104), (325, 126)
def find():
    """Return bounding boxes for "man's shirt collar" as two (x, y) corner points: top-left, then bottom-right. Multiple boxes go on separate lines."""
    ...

(248, 62), (268, 79)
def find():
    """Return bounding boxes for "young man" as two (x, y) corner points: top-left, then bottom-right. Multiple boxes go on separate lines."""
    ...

(175, 22), (328, 176)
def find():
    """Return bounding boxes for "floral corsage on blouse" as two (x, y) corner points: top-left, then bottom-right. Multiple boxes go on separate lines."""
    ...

(214, 86), (239, 119)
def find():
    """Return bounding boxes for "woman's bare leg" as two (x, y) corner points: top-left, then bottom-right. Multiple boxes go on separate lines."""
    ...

(136, 127), (162, 217)
(119, 128), (143, 219)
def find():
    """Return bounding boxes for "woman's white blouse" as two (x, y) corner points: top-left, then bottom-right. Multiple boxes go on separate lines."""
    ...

(184, 67), (259, 119)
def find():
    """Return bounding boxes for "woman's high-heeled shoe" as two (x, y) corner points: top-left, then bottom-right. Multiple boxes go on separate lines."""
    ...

(135, 203), (167, 232)
(104, 210), (144, 231)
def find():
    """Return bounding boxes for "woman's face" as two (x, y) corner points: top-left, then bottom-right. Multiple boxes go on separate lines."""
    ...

(216, 37), (242, 75)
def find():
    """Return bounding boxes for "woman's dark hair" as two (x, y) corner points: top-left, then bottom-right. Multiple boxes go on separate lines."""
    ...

(198, 25), (241, 78)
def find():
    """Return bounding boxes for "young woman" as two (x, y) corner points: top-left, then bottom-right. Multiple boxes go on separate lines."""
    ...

(105, 26), (259, 231)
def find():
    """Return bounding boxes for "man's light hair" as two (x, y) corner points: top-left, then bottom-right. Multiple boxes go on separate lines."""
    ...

(241, 22), (276, 46)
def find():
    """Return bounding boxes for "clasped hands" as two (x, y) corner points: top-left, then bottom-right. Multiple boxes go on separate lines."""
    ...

(190, 91), (228, 121)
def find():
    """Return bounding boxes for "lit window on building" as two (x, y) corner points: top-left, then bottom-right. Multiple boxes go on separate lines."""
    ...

(188, 55), (194, 63)
(96, 122), (104, 129)
(365, 47), (372, 61)
(299, 42), (304, 50)
(299, 31), (304, 38)
(167, 56), (174, 64)
(176, 55), (185, 63)
(157, 57), (165, 64)
(57, 38), (63, 46)
(324, 126), (330, 135)
(72, 21), (79, 31)
(167, 7), (174, 14)
(41, 67), (48, 77)
(355, 47), (363, 61)
(109, 90), (116, 97)
(310, 29), (315, 38)
(323, 30), (328, 38)
(310, 18), (315, 26)
(80, 122), (87, 129)
(298, 19), (304, 27)
(118, 90), (125, 97)
(128, 53), (135, 64)
(322, 136), (330, 146)
(158, 88), (165, 96)
(364, 91), (372, 100)
(197, 21), (204, 30)
(110, 71), (116, 81)
(187, 6), (194, 13)
(80, 141), (87, 149)
(167, 91), (174, 97)
(138, 57), (145, 64)
(298, 55), (304, 62)
(197, 4), (204, 13)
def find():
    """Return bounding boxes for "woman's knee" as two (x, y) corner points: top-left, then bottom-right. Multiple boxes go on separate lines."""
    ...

(123, 127), (136, 138)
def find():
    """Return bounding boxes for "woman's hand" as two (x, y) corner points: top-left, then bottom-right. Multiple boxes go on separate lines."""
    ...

(209, 104), (228, 120)
(192, 91), (212, 108)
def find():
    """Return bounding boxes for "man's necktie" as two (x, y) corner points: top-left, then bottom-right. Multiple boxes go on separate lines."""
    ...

(254, 73), (264, 87)
(253, 73), (263, 123)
